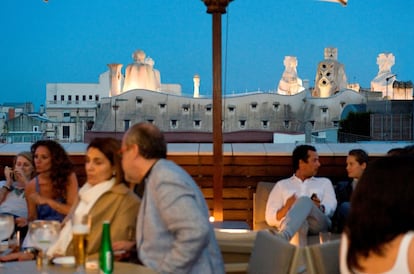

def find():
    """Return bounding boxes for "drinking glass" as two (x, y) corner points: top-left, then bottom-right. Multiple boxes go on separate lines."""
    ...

(319, 231), (331, 244)
(8, 230), (20, 252)
(28, 220), (61, 266)
(0, 214), (14, 266)
(0, 214), (14, 242)
(72, 214), (91, 274)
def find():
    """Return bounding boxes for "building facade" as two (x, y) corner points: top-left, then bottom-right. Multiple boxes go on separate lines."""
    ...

(45, 72), (109, 142)
(42, 48), (412, 143)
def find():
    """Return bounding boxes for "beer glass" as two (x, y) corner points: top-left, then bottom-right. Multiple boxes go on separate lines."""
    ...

(72, 214), (91, 274)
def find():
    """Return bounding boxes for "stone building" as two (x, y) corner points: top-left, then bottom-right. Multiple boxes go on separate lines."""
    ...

(44, 48), (412, 143)
(45, 72), (107, 142)
(313, 47), (348, 98)
(92, 88), (366, 135)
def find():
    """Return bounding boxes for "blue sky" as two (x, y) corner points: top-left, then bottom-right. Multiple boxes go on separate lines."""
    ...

(1, 0), (413, 110)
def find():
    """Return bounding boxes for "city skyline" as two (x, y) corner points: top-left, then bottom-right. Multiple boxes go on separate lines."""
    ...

(1, 0), (413, 110)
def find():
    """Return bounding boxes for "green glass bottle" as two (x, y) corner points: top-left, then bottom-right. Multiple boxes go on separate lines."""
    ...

(99, 221), (113, 274)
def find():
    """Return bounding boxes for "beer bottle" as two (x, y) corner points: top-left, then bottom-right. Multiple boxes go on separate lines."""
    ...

(99, 221), (113, 274)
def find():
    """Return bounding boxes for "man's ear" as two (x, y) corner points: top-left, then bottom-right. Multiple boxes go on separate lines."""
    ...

(131, 144), (139, 157)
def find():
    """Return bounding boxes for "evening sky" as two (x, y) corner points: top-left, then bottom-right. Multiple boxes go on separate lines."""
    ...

(1, 0), (412, 109)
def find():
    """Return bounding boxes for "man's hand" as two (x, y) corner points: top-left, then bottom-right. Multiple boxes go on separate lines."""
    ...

(311, 194), (325, 212)
(112, 241), (136, 261)
(276, 194), (297, 221)
(285, 194), (297, 209)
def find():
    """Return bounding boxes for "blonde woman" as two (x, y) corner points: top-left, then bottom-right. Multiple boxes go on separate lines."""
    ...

(0, 151), (35, 231)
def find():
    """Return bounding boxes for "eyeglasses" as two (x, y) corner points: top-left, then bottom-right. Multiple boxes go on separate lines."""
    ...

(118, 146), (130, 157)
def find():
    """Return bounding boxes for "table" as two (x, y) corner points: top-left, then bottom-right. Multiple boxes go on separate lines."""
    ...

(0, 260), (157, 274)
(212, 221), (251, 230)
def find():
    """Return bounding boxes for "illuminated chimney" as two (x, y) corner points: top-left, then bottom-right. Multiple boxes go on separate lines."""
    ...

(193, 74), (200, 98)
(107, 63), (123, 96)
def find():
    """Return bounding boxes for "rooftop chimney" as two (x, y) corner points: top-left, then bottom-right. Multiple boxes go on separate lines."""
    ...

(8, 108), (15, 120)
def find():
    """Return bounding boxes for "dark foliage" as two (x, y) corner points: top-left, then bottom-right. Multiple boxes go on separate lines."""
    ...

(338, 112), (371, 142)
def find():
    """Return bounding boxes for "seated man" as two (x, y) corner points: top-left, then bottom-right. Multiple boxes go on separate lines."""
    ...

(265, 145), (337, 246)
(119, 122), (224, 273)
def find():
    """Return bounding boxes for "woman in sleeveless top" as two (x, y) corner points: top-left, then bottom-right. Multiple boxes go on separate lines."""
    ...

(25, 140), (78, 222)
(340, 155), (414, 273)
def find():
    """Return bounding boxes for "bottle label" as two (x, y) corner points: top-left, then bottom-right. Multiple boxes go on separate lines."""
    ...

(100, 221), (113, 274)
(100, 251), (113, 273)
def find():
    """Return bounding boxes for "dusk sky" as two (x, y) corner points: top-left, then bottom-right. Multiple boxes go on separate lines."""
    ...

(1, 0), (413, 110)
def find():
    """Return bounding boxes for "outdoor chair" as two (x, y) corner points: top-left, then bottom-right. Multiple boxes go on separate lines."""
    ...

(215, 229), (257, 273)
(247, 229), (301, 274)
(304, 239), (341, 274)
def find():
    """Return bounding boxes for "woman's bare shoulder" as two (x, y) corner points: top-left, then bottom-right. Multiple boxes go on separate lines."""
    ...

(67, 172), (78, 185)
(25, 178), (36, 192)
(408, 234), (414, 273)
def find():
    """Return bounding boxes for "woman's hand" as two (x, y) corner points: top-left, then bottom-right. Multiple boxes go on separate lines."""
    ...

(29, 193), (48, 205)
(13, 168), (29, 184)
(4, 166), (14, 183)
(0, 251), (34, 262)
(15, 217), (28, 227)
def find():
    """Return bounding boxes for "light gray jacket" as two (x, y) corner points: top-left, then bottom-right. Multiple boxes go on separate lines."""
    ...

(136, 159), (224, 274)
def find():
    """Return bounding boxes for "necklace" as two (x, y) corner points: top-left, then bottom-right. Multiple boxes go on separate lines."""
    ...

(13, 187), (25, 197)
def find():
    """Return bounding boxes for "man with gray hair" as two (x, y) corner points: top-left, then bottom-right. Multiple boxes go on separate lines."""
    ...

(120, 122), (224, 274)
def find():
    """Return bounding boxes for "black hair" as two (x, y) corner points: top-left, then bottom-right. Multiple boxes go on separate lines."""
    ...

(346, 155), (414, 271)
(292, 145), (316, 172)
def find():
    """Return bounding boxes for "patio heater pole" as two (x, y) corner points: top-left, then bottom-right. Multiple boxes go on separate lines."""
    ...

(202, 0), (232, 221)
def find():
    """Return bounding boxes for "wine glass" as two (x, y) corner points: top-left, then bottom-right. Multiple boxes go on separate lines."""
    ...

(28, 220), (61, 267)
(0, 214), (14, 266)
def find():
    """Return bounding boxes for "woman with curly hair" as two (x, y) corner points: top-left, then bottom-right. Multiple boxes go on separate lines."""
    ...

(25, 140), (78, 222)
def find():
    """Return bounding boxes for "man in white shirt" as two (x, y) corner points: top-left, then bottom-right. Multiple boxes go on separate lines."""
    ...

(265, 145), (337, 246)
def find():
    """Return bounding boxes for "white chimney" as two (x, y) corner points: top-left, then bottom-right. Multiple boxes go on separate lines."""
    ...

(193, 74), (200, 98)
